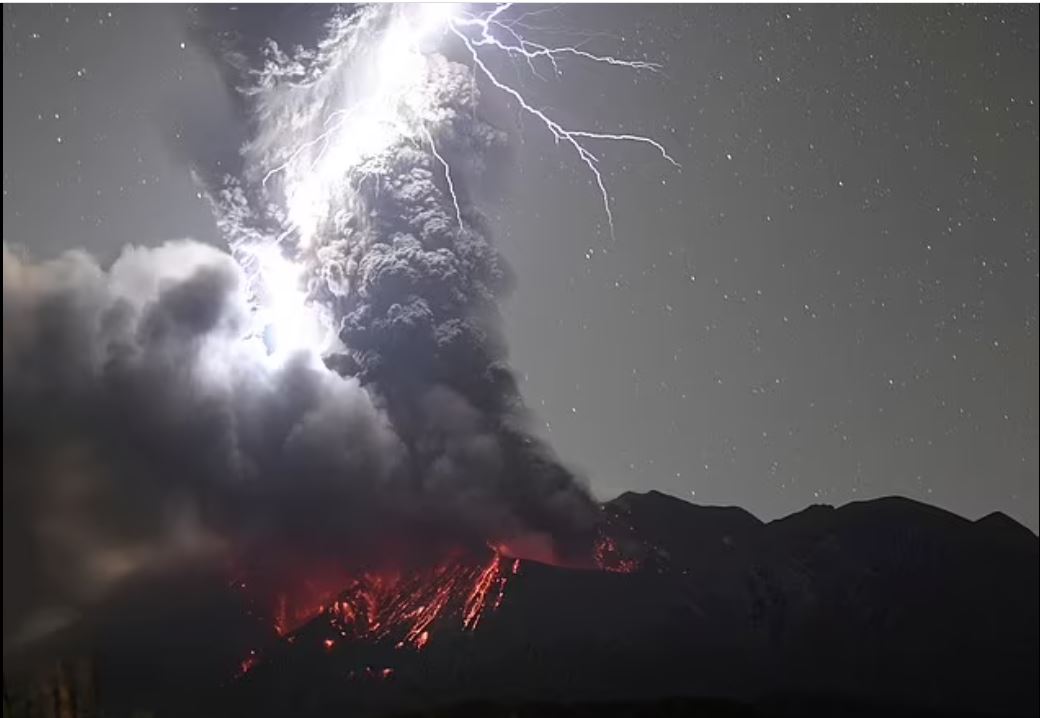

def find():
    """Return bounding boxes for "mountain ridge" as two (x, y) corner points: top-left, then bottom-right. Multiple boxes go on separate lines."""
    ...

(221, 493), (1038, 718)
(9, 494), (1034, 718)
(608, 489), (1037, 536)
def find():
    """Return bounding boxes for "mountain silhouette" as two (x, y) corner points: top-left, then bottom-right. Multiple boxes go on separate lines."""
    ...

(220, 492), (1038, 718)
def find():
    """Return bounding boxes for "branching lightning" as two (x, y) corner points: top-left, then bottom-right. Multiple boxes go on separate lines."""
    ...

(242, 3), (681, 356)
(262, 3), (679, 245)
(449, 3), (681, 239)
(261, 107), (360, 188)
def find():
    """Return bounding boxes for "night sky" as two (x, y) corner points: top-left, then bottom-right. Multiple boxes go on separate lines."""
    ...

(3, 4), (1037, 531)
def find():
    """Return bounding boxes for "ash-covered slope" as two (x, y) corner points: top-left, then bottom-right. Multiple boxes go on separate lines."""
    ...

(227, 492), (1038, 718)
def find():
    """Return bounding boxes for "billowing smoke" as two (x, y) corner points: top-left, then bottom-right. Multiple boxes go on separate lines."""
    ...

(3, 241), (400, 650)
(3, 4), (600, 658)
(214, 4), (601, 557)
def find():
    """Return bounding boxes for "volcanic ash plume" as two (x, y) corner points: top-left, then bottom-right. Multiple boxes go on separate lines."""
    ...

(3, 4), (601, 655)
(2, 241), (402, 650)
(216, 4), (601, 556)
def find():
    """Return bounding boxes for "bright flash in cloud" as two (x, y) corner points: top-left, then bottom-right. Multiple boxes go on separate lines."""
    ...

(236, 2), (678, 358)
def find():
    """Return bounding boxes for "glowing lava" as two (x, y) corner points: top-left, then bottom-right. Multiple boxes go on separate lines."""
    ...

(233, 531), (651, 681)
(233, 549), (513, 680)
(594, 534), (640, 574)
(323, 550), (510, 649)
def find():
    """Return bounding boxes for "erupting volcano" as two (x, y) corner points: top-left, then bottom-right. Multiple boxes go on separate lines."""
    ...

(245, 549), (513, 658)
(199, 3), (669, 676)
(232, 525), (647, 683)
(3, 5), (671, 696)
(4, 4), (1037, 718)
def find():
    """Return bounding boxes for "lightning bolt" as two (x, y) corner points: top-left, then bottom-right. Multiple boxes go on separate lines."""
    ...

(259, 3), (679, 245)
(262, 106), (362, 188)
(423, 125), (464, 229)
(230, 3), (682, 362)
(449, 3), (680, 239)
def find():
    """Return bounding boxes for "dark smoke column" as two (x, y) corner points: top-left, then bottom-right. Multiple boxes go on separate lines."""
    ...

(219, 14), (601, 563)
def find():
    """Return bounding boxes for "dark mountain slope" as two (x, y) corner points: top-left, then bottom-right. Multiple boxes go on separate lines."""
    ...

(222, 493), (1038, 718)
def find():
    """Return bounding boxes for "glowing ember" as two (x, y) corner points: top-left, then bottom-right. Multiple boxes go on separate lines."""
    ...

(347, 666), (397, 682)
(594, 534), (641, 574)
(237, 650), (260, 678)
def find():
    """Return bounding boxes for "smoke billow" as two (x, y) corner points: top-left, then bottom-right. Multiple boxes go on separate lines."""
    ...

(3, 241), (400, 650)
(3, 5), (599, 658)
(215, 5), (600, 556)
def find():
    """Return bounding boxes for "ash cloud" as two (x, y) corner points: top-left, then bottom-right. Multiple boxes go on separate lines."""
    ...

(3, 241), (401, 652)
(3, 5), (598, 658)
(212, 5), (599, 550)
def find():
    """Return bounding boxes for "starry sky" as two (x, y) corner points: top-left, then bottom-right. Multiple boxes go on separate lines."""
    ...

(3, 4), (1037, 531)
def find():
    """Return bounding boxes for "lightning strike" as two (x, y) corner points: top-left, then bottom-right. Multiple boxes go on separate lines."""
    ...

(258, 2), (678, 272)
(232, 3), (680, 358)
(448, 3), (680, 239)
(261, 106), (361, 188)
(423, 125), (464, 228)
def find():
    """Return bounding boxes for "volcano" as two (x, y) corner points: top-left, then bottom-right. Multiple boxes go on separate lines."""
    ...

(26, 491), (1029, 718)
